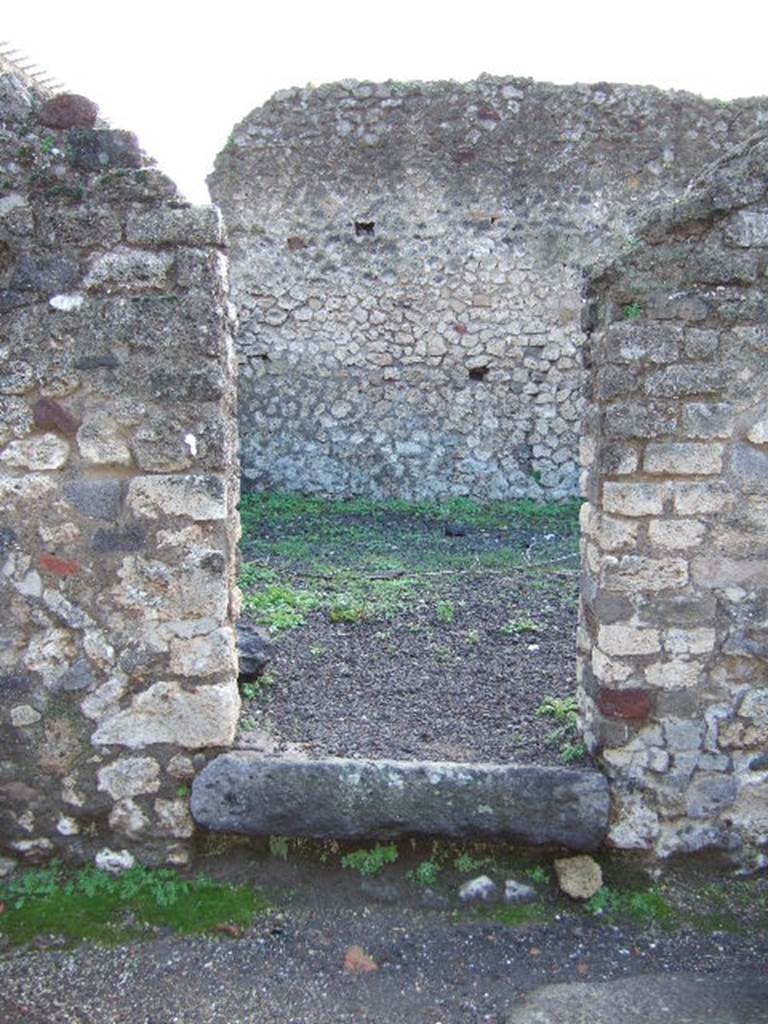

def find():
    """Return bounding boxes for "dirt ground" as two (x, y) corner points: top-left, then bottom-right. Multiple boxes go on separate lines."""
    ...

(237, 496), (584, 765)
(1, 844), (767, 1024)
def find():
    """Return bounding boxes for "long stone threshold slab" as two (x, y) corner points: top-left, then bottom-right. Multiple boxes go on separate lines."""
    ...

(191, 754), (610, 851)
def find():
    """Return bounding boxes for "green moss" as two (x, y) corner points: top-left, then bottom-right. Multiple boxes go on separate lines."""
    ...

(0, 862), (268, 947)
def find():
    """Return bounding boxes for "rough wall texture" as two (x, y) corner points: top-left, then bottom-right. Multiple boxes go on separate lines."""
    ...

(579, 133), (768, 861)
(0, 71), (240, 869)
(211, 76), (768, 499)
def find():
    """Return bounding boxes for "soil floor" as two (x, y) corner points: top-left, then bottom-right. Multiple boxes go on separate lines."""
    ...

(1, 845), (766, 1024)
(237, 497), (584, 766)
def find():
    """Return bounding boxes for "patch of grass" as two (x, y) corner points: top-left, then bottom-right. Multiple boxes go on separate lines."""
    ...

(487, 902), (551, 927)
(624, 302), (641, 320)
(500, 614), (541, 636)
(340, 844), (398, 878)
(0, 862), (268, 947)
(240, 582), (319, 633)
(407, 860), (441, 887)
(436, 600), (455, 624)
(585, 884), (675, 927)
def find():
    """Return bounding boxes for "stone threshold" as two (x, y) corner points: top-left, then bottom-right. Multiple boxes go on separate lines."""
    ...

(191, 754), (610, 851)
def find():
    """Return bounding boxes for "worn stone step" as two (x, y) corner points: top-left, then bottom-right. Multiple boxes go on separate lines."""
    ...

(190, 754), (610, 850)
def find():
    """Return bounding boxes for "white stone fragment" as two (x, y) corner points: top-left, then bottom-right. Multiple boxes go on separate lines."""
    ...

(95, 848), (136, 874)
(458, 875), (497, 903)
(184, 432), (198, 457)
(49, 293), (84, 311)
(56, 816), (80, 836)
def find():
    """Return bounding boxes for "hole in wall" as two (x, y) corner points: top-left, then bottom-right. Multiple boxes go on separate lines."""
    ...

(354, 221), (375, 237)
(468, 365), (489, 381)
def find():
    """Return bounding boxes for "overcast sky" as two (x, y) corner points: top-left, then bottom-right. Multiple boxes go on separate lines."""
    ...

(5, 1), (768, 201)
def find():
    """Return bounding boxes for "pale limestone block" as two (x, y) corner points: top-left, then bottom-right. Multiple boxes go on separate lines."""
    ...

(727, 210), (768, 247)
(597, 624), (661, 657)
(0, 474), (56, 508)
(602, 747), (649, 769)
(80, 676), (128, 721)
(747, 416), (768, 445)
(109, 798), (148, 838)
(154, 798), (194, 838)
(127, 474), (227, 521)
(691, 555), (768, 589)
(24, 629), (76, 687)
(739, 688), (768, 725)
(11, 704), (41, 726)
(77, 415), (131, 466)
(111, 556), (229, 622)
(648, 518), (705, 550)
(0, 434), (69, 470)
(167, 754), (195, 779)
(592, 648), (634, 684)
(595, 513), (639, 551)
(169, 627), (236, 677)
(98, 756), (161, 800)
(729, 779), (768, 840)
(91, 680), (240, 749)
(644, 443), (723, 476)
(84, 250), (173, 292)
(603, 482), (666, 517)
(601, 555), (688, 592)
(665, 628), (716, 655)
(56, 816), (80, 836)
(16, 570), (42, 598)
(554, 855), (602, 899)
(608, 792), (659, 849)
(672, 482), (731, 515)
(645, 659), (701, 689)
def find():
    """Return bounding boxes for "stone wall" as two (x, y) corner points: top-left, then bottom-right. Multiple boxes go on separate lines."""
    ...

(0, 72), (240, 869)
(579, 133), (768, 861)
(210, 76), (768, 500)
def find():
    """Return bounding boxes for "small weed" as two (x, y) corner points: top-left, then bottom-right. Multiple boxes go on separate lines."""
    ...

(585, 884), (674, 927)
(341, 844), (398, 877)
(536, 695), (577, 723)
(524, 865), (551, 886)
(453, 852), (490, 875)
(436, 600), (455, 624)
(465, 628), (480, 646)
(559, 741), (587, 764)
(175, 784), (189, 799)
(500, 615), (541, 636)
(585, 885), (622, 921)
(309, 644), (325, 656)
(624, 302), (641, 320)
(537, 695), (585, 763)
(269, 836), (290, 861)
(407, 860), (441, 887)
(241, 672), (274, 701)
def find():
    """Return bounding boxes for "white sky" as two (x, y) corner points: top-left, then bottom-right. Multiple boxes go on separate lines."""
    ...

(5, 1), (768, 202)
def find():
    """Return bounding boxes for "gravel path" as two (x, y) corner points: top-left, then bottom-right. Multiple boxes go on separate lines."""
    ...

(2, 899), (766, 1024)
